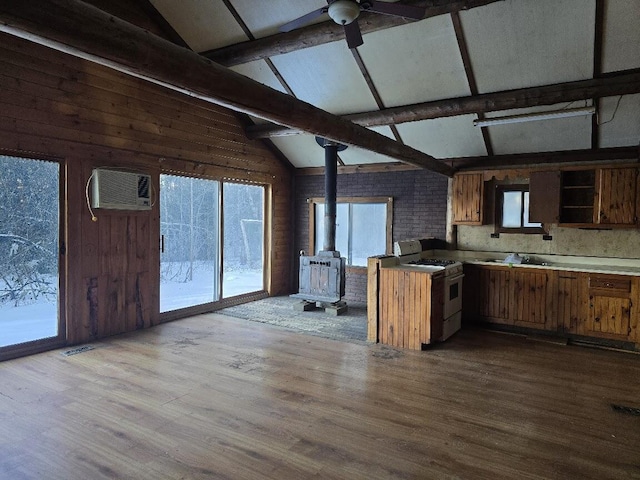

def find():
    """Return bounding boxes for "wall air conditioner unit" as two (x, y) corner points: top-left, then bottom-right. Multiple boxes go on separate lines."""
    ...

(91, 168), (151, 210)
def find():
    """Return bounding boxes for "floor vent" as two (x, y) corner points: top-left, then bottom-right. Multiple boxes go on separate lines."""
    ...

(611, 404), (640, 416)
(61, 345), (95, 356)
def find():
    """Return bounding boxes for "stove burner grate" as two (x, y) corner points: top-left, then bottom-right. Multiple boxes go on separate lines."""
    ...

(409, 258), (457, 267)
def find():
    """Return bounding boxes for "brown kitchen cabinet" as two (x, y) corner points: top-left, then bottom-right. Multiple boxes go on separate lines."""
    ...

(466, 264), (640, 345)
(559, 169), (597, 225)
(557, 272), (588, 334)
(531, 167), (639, 227)
(377, 267), (444, 350)
(509, 268), (556, 331)
(465, 264), (511, 324)
(452, 173), (484, 225)
(597, 167), (638, 226)
(582, 274), (638, 341)
(529, 171), (561, 224)
(467, 264), (556, 330)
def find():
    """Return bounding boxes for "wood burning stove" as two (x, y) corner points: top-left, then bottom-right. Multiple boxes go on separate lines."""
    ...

(291, 137), (347, 314)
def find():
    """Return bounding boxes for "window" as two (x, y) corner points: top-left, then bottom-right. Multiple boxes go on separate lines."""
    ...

(0, 155), (64, 355)
(496, 185), (543, 234)
(310, 197), (392, 267)
(222, 183), (264, 298)
(159, 175), (265, 313)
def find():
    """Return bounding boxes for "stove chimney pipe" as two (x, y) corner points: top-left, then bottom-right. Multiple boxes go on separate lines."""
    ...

(316, 137), (347, 253)
(323, 142), (338, 252)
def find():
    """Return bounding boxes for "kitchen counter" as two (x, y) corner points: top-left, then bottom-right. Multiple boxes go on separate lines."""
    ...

(424, 250), (640, 277)
(383, 264), (445, 275)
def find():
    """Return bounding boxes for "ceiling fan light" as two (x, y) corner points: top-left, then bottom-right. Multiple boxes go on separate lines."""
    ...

(328, 1), (360, 25)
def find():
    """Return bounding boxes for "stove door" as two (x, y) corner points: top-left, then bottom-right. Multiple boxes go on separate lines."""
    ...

(443, 273), (464, 319)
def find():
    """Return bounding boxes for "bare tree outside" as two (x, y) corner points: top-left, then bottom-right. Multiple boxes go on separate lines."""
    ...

(0, 155), (59, 347)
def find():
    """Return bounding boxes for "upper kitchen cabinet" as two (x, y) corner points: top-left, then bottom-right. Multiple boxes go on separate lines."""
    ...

(559, 169), (598, 225)
(529, 171), (561, 224)
(530, 166), (640, 228)
(597, 167), (638, 226)
(452, 173), (484, 225)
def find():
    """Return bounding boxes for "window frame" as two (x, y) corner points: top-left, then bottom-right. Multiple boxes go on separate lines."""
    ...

(495, 184), (545, 234)
(308, 196), (393, 268)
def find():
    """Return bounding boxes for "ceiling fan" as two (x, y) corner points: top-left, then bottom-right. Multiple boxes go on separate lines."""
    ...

(279, 0), (426, 49)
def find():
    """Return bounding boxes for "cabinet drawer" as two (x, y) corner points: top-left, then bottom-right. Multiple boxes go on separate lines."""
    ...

(589, 275), (631, 294)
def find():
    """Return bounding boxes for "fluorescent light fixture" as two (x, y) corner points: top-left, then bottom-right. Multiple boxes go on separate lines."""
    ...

(473, 106), (596, 127)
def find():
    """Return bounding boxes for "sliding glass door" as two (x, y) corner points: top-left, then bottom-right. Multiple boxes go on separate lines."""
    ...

(160, 175), (220, 312)
(0, 155), (62, 350)
(222, 183), (264, 298)
(160, 175), (266, 312)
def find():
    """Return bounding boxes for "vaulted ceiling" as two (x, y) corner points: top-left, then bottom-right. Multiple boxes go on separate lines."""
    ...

(3, 0), (639, 173)
(142, 0), (639, 171)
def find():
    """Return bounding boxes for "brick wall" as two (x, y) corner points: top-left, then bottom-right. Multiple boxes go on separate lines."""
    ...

(293, 169), (449, 303)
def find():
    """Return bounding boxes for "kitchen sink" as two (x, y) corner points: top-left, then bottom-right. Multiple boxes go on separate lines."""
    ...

(484, 258), (553, 266)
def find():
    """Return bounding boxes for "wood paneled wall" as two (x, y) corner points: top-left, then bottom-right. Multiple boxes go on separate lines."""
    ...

(0, 34), (292, 345)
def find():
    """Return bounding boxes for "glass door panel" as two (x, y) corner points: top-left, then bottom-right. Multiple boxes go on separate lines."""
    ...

(222, 183), (265, 298)
(160, 175), (220, 312)
(0, 155), (61, 348)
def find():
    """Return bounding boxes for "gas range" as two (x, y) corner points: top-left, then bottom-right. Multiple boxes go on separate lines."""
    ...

(391, 240), (464, 342)
(393, 239), (464, 276)
(406, 258), (463, 276)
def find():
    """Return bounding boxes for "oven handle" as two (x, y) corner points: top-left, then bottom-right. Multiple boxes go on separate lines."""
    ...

(446, 273), (465, 282)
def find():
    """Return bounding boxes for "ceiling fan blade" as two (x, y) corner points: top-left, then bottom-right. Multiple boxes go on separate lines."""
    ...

(344, 21), (363, 49)
(279, 7), (328, 33)
(365, 1), (426, 20)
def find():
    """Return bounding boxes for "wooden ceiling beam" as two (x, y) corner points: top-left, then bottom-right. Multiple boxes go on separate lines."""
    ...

(452, 146), (639, 171)
(246, 69), (640, 139)
(295, 146), (639, 176)
(0, 0), (453, 176)
(203, 0), (503, 67)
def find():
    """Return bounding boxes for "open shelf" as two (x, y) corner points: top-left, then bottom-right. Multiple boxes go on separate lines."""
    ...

(560, 170), (595, 223)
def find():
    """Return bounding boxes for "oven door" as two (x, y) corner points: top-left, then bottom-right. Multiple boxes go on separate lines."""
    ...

(443, 273), (464, 320)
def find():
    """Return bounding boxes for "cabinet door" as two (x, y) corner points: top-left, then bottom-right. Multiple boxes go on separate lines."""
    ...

(582, 274), (633, 340)
(587, 295), (631, 339)
(477, 267), (511, 323)
(529, 171), (561, 223)
(509, 269), (556, 330)
(557, 272), (588, 334)
(597, 168), (637, 225)
(452, 173), (483, 225)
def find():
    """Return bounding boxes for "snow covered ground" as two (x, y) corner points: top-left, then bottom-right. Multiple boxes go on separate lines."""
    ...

(0, 267), (263, 348)
(0, 301), (58, 347)
(160, 267), (263, 312)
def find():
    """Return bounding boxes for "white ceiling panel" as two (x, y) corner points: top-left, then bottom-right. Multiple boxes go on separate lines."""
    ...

(460, 0), (595, 93)
(339, 126), (398, 165)
(270, 42), (379, 115)
(149, 0), (247, 52)
(599, 94), (640, 147)
(229, 0), (327, 39)
(397, 115), (487, 159)
(230, 60), (288, 94)
(270, 127), (399, 168)
(484, 103), (594, 155)
(339, 147), (399, 166)
(602, 0), (640, 73)
(358, 15), (471, 107)
(270, 135), (326, 168)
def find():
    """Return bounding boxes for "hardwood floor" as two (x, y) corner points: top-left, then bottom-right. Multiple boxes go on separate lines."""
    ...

(1, 314), (639, 479)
